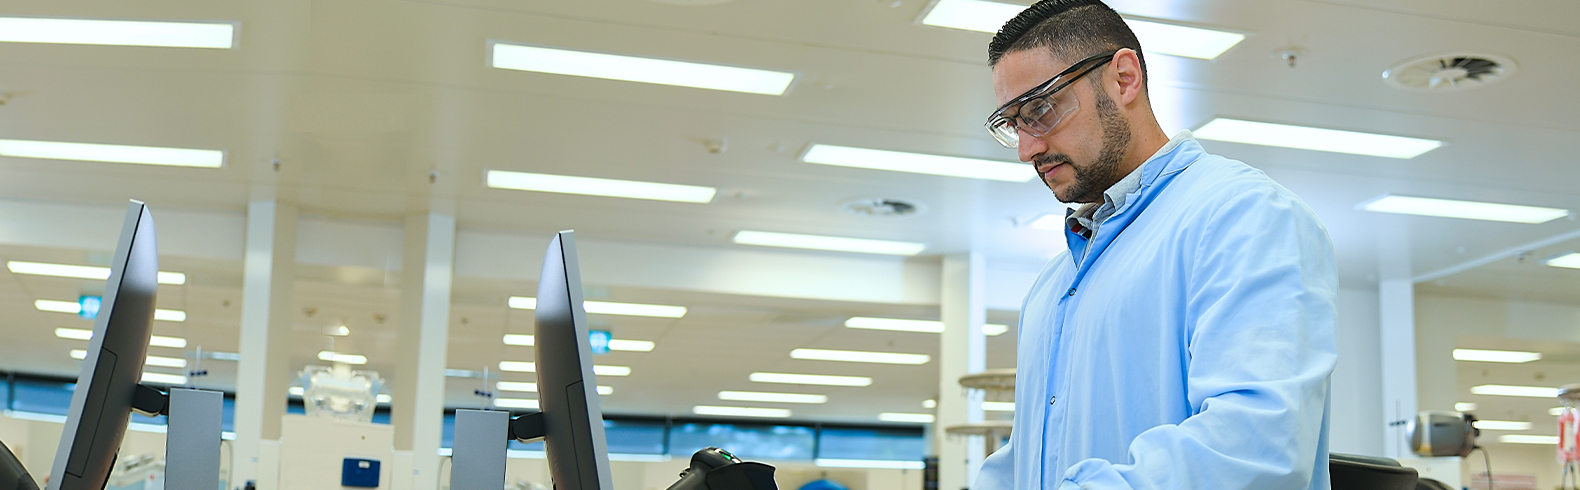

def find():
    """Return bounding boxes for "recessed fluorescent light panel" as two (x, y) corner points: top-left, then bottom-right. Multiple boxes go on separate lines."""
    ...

(141, 372), (187, 385)
(733, 230), (926, 256)
(802, 144), (1033, 182)
(495, 398), (540, 410)
(918, 0), (1245, 60)
(1470, 384), (1559, 398)
(1453, 349), (1542, 363)
(55, 328), (186, 348)
(1471, 420), (1532, 431)
(142, 355), (186, 369)
(922, 399), (937, 409)
(982, 324), (1009, 336)
(749, 372), (872, 387)
(790, 348), (930, 365)
(1194, 118), (1442, 159)
(154, 309), (186, 322)
(1456, 402), (1478, 412)
(327, 326), (350, 337)
(1500, 434), (1558, 445)
(503, 334), (534, 346)
(718, 391), (828, 404)
(1546, 253), (1580, 269)
(490, 43), (795, 95)
(499, 361), (536, 372)
(597, 386), (613, 395)
(506, 296), (687, 318)
(692, 406), (791, 418)
(0, 17), (235, 49)
(38, 300), (184, 323)
(317, 351), (367, 365)
(1361, 195), (1568, 224)
(0, 139), (225, 168)
(8, 261), (185, 284)
(982, 401), (1015, 412)
(878, 413), (935, 423)
(607, 339), (655, 352)
(593, 365), (631, 377)
(497, 381), (537, 393)
(486, 170), (716, 204)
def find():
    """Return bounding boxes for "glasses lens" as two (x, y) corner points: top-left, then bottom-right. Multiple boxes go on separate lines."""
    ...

(988, 119), (1020, 148)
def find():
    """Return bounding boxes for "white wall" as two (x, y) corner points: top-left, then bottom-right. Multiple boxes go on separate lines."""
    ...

(1330, 287), (1386, 457)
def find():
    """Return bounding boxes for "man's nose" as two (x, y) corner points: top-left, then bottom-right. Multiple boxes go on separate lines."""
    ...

(1017, 132), (1046, 163)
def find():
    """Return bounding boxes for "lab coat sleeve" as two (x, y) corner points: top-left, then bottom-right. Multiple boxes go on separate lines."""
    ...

(1057, 183), (1339, 490)
(973, 438), (1015, 490)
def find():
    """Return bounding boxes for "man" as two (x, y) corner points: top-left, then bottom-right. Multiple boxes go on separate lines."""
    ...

(972, 1), (1338, 489)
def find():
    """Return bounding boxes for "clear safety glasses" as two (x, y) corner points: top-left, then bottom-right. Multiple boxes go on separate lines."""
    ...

(984, 50), (1118, 149)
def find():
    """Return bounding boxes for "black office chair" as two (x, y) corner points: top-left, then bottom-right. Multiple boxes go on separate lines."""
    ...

(1, 438), (41, 490)
(1330, 453), (1418, 490)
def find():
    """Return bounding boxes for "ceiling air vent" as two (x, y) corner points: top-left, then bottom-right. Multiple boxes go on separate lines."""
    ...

(838, 197), (923, 218)
(1383, 53), (1516, 93)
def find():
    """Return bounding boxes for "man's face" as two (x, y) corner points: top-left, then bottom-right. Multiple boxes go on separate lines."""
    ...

(992, 49), (1132, 204)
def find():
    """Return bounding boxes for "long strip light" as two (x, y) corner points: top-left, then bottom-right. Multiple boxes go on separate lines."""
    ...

(918, 0), (1245, 59)
(593, 365), (631, 376)
(318, 351), (367, 365)
(498, 361), (629, 376)
(495, 382), (613, 395)
(1500, 434), (1558, 445)
(0, 17), (235, 49)
(1470, 385), (1558, 398)
(1546, 253), (1580, 269)
(982, 401), (1015, 412)
(495, 398), (540, 410)
(692, 406), (791, 418)
(791, 348), (930, 365)
(844, 317), (1009, 336)
(815, 459), (926, 470)
(1472, 420), (1532, 431)
(0, 139), (225, 168)
(749, 372), (872, 387)
(55, 327), (187, 348)
(486, 170), (716, 204)
(70, 350), (186, 368)
(490, 43), (795, 96)
(878, 413), (935, 423)
(802, 144), (1032, 182)
(1456, 403), (1478, 412)
(141, 372), (187, 385)
(8, 261), (186, 284)
(1453, 349), (1542, 363)
(502, 334), (655, 352)
(733, 230), (926, 256)
(1194, 118), (1442, 159)
(36, 300), (185, 322)
(1360, 195), (1568, 224)
(506, 296), (688, 318)
(718, 391), (828, 404)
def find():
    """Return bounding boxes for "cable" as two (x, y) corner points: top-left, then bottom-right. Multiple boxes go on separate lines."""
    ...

(1473, 446), (1493, 490)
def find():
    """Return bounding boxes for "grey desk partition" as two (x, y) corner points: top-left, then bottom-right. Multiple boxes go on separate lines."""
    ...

(165, 388), (223, 490)
(451, 410), (509, 490)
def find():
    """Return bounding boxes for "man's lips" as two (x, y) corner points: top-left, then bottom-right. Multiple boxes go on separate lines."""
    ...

(1038, 162), (1065, 180)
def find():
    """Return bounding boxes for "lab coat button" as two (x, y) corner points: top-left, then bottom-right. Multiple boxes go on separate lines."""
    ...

(1049, 396), (1057, 405)
(1066, 288), (1076, 297)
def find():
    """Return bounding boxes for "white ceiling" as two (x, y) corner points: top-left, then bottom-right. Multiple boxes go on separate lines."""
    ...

(1, 0), (1579, 441)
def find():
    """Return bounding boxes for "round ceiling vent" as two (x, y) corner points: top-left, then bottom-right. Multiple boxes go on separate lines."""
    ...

(1383, 53), (1516, 93)
(838, 197), (923, 217)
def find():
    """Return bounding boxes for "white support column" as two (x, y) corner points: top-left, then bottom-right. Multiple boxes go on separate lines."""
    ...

(390, 212), (456, 490)
(231, 200), (298, 490)
(1377, 219), (1416, 460)
(938, 253), (987, 490)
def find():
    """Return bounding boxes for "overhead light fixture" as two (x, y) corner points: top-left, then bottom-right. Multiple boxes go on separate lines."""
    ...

(733, 230), (926, 256)
(878, 413), (935, 423)
(815, 459), (926, 470)
(7, 261), (186, 284)
(55, 328), (185, 348)
(1453, 349), (1542, 363)
(1472, 420), (1533, 431)
(497, 381), (537, 393)
(327, 325), (350, 337)
(692, 405), (791, 418)
(1456, 402), (1478, 412)
(593, 365), (631, 377)
(597, 386), (613, 395)
(495, 398), (540, 410)
(749, 372), (872, 387)
(791, 348), (930, 365)
(1470, 385), (1558, 398)
(918, 0), (1245, 60)
(1360, 195), (1568, 224)
(35, 299), (81, 314)
(1546, 253), (1580, 269)
(0, 139), (225, 168)
(843, 317), (1009, 335)
(490, 43), (795, 96)
(154, 309), (186, 322)
(0, 17), (235, 49)
(607, 339), (655, 352)
(982, 401), (1015, 412)
(1194, 118), (1442, 159)
(375, 394), (392, 404)
(503, 334), (534, 346)
(143, 355), (186, 369)
(922, 399), (937, 409)
(288, 386), (305, 396)
(1499, 434), (1558, 445)
(499, 361), (536, 372)
(318, 351), (367, 365)
(208, 352), (240, 361)
(485, 170), (716, 204)
(802, 144), (1032, 182)
(718, 391), (828, 404)
(506, 296), (688, 318)
(141, 372), (187, 385)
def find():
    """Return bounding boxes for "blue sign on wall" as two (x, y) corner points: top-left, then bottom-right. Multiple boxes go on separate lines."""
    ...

(589, 330), (611, 355)
(78, 295), (102, 320)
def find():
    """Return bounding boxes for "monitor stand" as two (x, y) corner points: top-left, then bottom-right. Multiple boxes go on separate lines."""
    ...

(133, 385), (223, 490)
(450, 410), (511, 490)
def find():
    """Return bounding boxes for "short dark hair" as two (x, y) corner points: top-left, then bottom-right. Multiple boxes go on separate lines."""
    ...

(987, 0), (1147, 90)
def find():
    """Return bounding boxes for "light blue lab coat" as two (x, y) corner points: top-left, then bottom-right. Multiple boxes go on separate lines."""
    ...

(974, 138), (1338, 490)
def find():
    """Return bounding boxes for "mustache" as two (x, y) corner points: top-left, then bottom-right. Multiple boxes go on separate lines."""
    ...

(1034, 154), (1073, 172)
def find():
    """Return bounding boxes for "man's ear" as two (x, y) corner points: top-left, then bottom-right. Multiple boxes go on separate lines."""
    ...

(1111, 49), (1146, 107)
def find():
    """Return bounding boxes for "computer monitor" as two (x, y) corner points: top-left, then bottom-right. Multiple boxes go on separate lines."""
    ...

(524, 231), (612, 490)
(47, 201), (160, 490)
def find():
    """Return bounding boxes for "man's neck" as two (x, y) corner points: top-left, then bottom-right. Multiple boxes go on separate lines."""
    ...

(1116, 119), (1171, 177)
